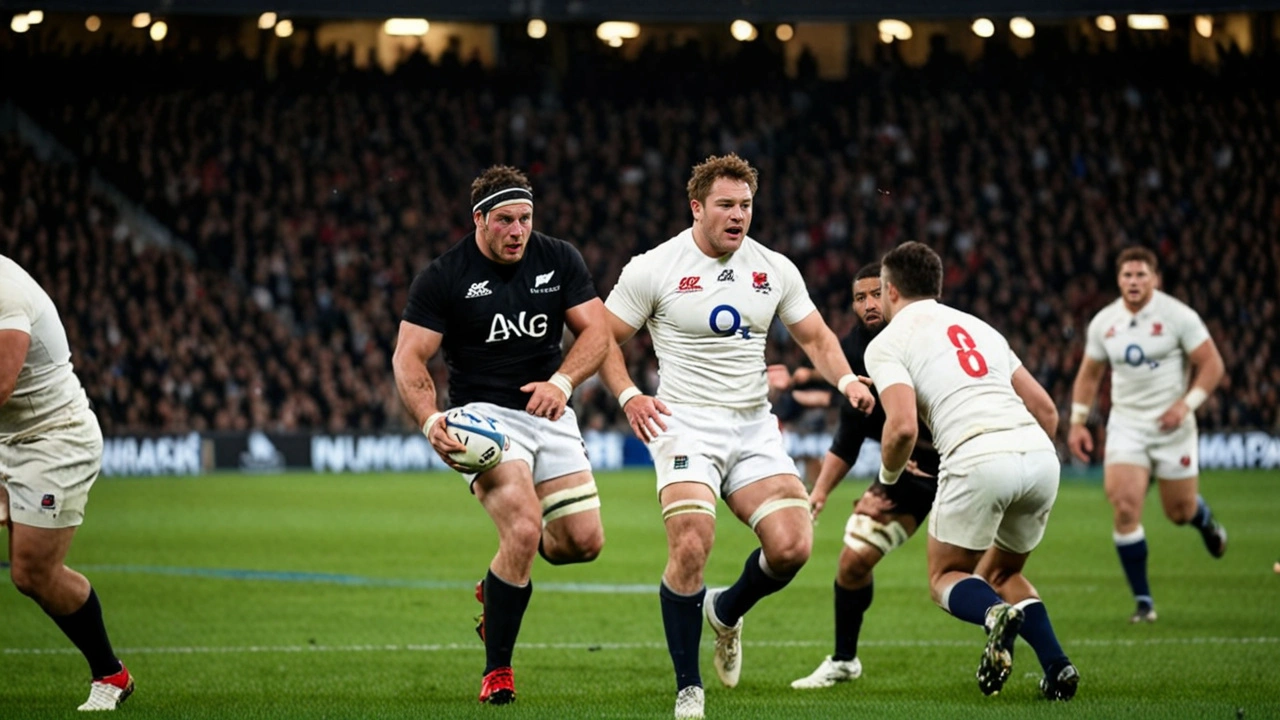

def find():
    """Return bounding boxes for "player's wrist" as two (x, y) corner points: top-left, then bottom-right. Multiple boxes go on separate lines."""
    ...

(1183, 387), (1208, 412)
(1069, 402), (1090, 426)
(617, 386), (643, 408)
(878, 464), (903, 485)
(548, 372), (574, 400)
(422, 411), (445, 438)
(836, 373), (857, 395)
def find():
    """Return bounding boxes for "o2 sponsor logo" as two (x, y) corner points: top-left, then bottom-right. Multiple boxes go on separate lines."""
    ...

(1123, 343), (1160, 369)
(709, 304), (752, 339)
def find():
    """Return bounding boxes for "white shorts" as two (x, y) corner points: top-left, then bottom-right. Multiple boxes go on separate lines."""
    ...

(0, 412), (103, 529)
(1105, 414), (1198, 480)
(930, 447), (1060, 554)
(458, 402), (592, 488)
(645, 403), (798, 499)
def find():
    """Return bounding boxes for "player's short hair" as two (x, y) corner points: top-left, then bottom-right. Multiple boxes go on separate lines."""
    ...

(687, 154), (759, 203)
(854, 262), (882, 284)
(471, 166), (533, 212)
(1116, 246), (1159, 275)
(881, 242), (942, 300)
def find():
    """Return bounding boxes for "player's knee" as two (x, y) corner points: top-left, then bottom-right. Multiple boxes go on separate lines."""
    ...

(668, 530), (713, 570)
(7, 559), (53, 600)
(843, 513), (909, 558)
(838, 547), (878, 585)
(542, 526), (604, 565)
(502, 515), (544, 556)
(1166, 502), (1197, 525)
(764, 532), (812, 575)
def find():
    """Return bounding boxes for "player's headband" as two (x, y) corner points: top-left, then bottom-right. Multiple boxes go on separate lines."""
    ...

(473, 187), (533, 216)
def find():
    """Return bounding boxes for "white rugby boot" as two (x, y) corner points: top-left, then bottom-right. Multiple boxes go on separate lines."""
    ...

(791, 655), (863, 689)
(703, 588), (743, 688)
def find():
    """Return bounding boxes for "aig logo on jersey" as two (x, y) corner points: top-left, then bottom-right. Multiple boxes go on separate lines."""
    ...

(487, 312), (550, 343)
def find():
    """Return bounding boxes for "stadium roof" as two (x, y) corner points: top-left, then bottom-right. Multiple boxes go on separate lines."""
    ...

(23, 0), (1280, 21)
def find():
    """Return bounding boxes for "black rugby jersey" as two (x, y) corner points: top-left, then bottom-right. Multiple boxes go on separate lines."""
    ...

(829, 323), (941, 478)
(402, 231), (597, 411)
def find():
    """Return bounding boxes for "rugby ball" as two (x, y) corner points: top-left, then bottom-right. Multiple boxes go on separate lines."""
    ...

(443, 408), (509, 473)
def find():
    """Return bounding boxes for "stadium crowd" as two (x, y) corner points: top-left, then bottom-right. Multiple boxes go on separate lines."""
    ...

(2, 27), (1276, 443)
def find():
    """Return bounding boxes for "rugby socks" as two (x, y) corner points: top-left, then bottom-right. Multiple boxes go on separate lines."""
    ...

(1114, 527), (1152, 607)
(1013, 598), (1068, 673)
(1189, 496), (1214, 530)
(659, 582), (705, 690)
(940, 576), (1004, 626)
(482, 569), (533, 674)
(714, 548), (792, 626)
(47, 588), (122, 679)
(833, 581), (873, 662)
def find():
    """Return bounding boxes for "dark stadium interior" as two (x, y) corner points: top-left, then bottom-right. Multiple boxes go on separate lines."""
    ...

(2, 13), (1276, 447)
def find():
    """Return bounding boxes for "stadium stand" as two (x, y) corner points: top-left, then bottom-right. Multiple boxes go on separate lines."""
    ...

(2, 28), (1276, 440)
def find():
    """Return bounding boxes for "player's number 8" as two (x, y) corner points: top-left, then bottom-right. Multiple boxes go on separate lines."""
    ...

(946, 324), (988, 378)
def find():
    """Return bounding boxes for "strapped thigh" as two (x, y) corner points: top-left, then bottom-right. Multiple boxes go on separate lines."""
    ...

(662, 499), (717, 522)
(747, 497), (810, 532)
(540, 481), (601, 525)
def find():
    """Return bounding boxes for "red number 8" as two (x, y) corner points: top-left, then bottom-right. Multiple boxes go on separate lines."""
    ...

(947, 325), (989, 378)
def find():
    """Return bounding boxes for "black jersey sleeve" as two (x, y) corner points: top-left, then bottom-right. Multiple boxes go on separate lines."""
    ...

(558, 239), (598, 309)
(402, 262), (449, 333)
(829, 401), (872, 465)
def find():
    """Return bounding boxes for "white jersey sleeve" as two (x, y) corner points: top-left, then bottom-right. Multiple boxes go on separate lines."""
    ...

(604, 230), (816, 410)
(1084, 310), (1110, 361)
(0, 255), (92, 441)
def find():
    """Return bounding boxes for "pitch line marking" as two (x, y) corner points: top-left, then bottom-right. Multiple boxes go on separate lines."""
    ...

(6, 636), (1277, 656)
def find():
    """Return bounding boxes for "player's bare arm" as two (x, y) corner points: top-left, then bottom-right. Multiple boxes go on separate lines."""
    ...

(520, 297), (613, 422)
(786, 311), (874, 414)
(391, 321), (467, 464)
(1067, 355), (1107, 461)
(1157, 338), (1224, 432)
(877, 384), (918, 485)
(0, 328), (31, 406)
(599, 309), (670, 442)
(808, 452), (853, 520)
(1012, 366), (1059, 439)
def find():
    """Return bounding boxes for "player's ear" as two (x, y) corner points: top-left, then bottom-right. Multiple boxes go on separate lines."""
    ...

(473, 210), (485, 229)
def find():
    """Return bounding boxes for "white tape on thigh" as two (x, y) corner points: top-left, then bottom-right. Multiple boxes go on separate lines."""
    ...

(661, 499), (716, 522)
(748, 498), (811, 532)
(540, 481), (601, 524)
(843, 513), (910, 555)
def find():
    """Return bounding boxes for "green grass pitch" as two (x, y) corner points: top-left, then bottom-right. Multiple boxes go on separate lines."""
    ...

(3, 469), (1279, 719)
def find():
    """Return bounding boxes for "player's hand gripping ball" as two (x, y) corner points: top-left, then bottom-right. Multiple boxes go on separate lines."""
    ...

(443, 408), (509, 473)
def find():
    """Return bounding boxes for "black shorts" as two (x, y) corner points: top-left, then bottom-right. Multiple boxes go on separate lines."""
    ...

(861, 472), (937, 525)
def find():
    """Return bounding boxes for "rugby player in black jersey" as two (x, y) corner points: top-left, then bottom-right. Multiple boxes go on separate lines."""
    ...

(768, 262), (940, 689)
(392, 166), (612, 705)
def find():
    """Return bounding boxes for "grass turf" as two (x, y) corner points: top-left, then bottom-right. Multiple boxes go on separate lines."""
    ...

(3, 469), (1279, 718)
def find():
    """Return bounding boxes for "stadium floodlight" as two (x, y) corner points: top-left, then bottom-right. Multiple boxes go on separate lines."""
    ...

(26, 9), (42, 23)
(1127, 14), (1169, 30)
(85, 14), (100, 31)
(1096, 15), (1116, 32)
(1195, 15), (1212, 38)
(877, 19), (912, 42)
(10, 14), (30, 32)
(971, 18), (995, 38)
(1009, 17), (1035, 39)
(595, 21), (640, 46)
(383, 18), (429, 36)
(258, 12), (277, 30)
(527, 19), (547, 39)
(730, 20), (758, 42)
(131, 12), (150, 28)
(275, 19), (293, 38)
(776, 23), (793, 42)
(150, 20), (167, 41)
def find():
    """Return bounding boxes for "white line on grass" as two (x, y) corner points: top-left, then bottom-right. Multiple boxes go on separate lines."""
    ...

(5, 636), (1277, 656)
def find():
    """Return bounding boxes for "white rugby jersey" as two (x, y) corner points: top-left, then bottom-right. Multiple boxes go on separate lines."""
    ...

(0, 255), (91, 442)
(864, 299), (1051, 462)
(606, 228), (816, 409)
(1084, 290), (1211, 423)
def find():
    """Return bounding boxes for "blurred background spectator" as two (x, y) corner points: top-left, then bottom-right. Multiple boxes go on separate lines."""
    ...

(2, 17), (1275, 449)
